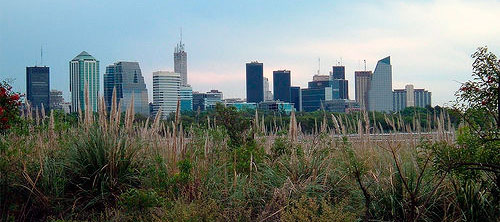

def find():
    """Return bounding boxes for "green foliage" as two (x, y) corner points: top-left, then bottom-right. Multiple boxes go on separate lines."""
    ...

(119, 188), (163, 212)
(65, 127), (141, 212)
(281, 195), (355, 222)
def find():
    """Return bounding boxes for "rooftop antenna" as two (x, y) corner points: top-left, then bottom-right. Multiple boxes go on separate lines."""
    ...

(180, 27), (182, 44)
(40, 45), (43, 66)
(364, 59), (367, 71)
(317, 58), (321, 75)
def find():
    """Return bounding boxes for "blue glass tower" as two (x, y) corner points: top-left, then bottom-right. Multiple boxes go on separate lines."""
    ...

(290, 86), (301, 111)
(246, 62), (264, 103)
(26, 66), (50, 111)
(273, 70), (291, 102)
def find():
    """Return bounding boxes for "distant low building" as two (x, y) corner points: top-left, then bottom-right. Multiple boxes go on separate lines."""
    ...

(258, 101), (295, 114)
(323, 99), (360, 113)
(393, 84), (432, 111)
(226, 102), (257, 111)
(192, 90), (223, 111)
(49, 90), (64, 111)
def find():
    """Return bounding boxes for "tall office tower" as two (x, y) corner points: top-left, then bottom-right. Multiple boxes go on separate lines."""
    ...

(392, 85), (432, 112)
(367, 56), (392, 112)
(246, 62), (264, 103)
(179, 85), (193, 111)
(174, 39), (188, 86)
(263, 77), (273, 101)
(26, 66), (50, 111)
(104, 61), (149, 116)
(152, 71), (180, 119)
(290, 86), (301, 111)
(273, 70), (291, 102)
(70, 51), (99, 113)
(354, 71), (372, 110)
(49, 90), (64, 110)
(331, 66), (348, 100)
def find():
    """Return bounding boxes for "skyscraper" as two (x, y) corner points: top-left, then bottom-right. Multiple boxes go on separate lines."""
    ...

(26, 66), (50, 111)
(290, 86), (301, 111)
(367, 56), (392, 112)
(246, 62), (264, 103)
(273, 70), (291, 102)
(331, 66), (348, 100)
(174, 39), (187, 86)
(152, 71), (180, 119)
(104, 61), (149, 116)
(69, 51), (99, 113)
(354, 71), (372, 110)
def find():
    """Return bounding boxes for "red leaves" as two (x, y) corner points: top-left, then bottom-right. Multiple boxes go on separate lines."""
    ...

(0, 84), (21, 132)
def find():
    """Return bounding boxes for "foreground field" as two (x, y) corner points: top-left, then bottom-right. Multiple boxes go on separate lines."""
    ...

(1, 99), (498, 221)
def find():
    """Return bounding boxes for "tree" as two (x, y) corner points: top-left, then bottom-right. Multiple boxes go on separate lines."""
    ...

(0, 81), (21, 134)
(455, 46), (500, 138)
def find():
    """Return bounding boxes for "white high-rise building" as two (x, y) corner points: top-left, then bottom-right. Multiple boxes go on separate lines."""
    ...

(69, 51), (99, 113)
(263, 77), (273, 101)
(152, 71), (180, 119)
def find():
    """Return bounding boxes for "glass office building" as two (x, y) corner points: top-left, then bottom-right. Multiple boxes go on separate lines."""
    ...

(290, 86), (301, 112)
(367, 56), (393, 112)
(70, 51), (99, 113)
(179, 86), (193, 112)
(246, 62), (264, 103)
(26, 66), (50, 111)
(104, 61), (149, 116)
(273, 70), (291, 102)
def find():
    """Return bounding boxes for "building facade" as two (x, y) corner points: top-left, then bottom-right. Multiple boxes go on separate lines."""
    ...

(354, 71), (372, 110)
(174, 40), (188, 86)
(290, 86), (301, 112)
(259, 101), (295, 114)
(331, 66), (348, 100)
(367, 56), (392, 112)
(152, 71), (180, 119)
(323, 99), (360, 113)
(49, 90), (64, 111)
(392, 85), (432, 112)
(104, 61), (149, 116)
(179, 85), (193, 112)
(273, 70), (291, 102)
(26, 66), (50, 111)
(263, 77), (273, 101)
(301, 79), (340, 112)
(246, 62), (264, 103)
(69, 51), (99, 113)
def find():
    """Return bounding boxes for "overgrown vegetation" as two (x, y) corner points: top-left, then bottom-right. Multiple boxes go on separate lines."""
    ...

(1, 47), (499, 221)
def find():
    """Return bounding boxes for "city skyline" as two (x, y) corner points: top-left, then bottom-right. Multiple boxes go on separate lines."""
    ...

(2, 0), (500, 106)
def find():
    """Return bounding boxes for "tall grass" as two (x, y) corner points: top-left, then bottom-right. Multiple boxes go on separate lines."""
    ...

(1, 90), (498, 221)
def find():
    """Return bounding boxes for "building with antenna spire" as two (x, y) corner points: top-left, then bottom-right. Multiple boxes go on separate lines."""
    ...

(174, 30), (188, 86)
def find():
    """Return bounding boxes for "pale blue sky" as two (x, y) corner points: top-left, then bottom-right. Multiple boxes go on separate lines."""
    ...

(1, 0), (500, 105)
